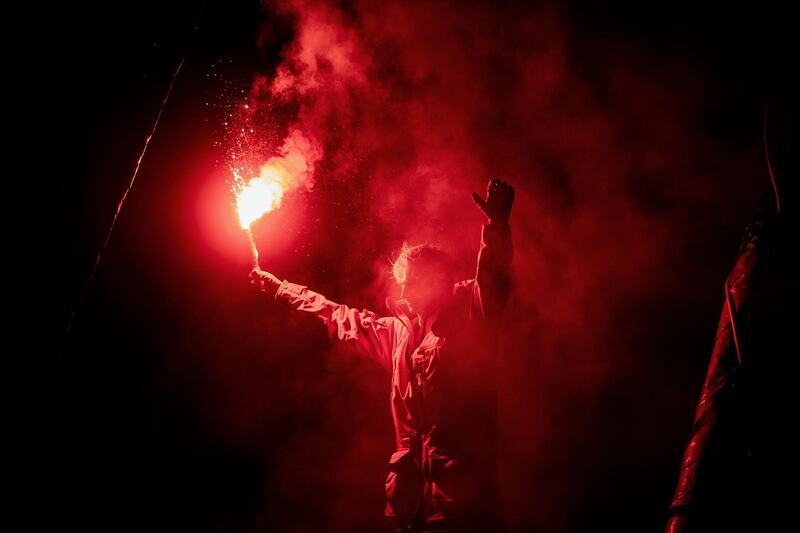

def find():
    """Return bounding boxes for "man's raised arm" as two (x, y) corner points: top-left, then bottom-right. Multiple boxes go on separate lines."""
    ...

(249, 269), (394, 368)
(471, 178), (514, 321)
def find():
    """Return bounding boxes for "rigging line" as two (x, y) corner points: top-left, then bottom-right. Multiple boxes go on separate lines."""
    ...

(61, 5), (206, 352)
(763, 101), (780, 216)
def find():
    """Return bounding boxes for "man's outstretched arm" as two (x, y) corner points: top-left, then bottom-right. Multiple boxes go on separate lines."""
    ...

(471, 178), (514, 321)
(249, 269), (394, 368)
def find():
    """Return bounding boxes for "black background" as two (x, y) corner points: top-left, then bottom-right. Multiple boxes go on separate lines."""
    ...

(37, 1), (795, 531)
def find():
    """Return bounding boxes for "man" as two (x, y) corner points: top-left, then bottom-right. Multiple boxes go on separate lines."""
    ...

(250, 178), (514, 532)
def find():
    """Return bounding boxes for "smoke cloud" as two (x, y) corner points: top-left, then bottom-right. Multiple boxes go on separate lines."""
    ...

(201, 0), (767, 530)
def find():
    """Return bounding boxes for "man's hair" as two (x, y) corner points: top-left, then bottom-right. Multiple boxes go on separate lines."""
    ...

(391, 242), (456, 287)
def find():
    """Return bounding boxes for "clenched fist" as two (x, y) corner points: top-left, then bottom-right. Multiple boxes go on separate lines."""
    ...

(472, 178), (515, 226)
(249, 268), (281, 292)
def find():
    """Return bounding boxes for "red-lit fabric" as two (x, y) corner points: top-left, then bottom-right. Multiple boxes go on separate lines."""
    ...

(266, 222), (512, 531)
(271, 278), (397, 369)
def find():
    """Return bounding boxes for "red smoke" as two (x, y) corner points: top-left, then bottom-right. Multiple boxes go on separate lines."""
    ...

(193, 1), (767, 530)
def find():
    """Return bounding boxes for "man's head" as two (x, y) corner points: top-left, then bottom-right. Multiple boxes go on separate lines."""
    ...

(391, 243), (457, 316)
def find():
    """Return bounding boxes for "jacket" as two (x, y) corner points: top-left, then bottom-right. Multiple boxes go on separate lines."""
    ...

(264, 222), (513, 530)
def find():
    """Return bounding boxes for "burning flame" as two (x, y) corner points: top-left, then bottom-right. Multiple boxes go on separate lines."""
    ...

(234, 165), (290, 229)
(231, 128), (322, 230)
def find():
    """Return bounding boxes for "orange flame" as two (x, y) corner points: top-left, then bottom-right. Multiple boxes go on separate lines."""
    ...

(234, 165), (290, 230)
(232, 129), (321, 230)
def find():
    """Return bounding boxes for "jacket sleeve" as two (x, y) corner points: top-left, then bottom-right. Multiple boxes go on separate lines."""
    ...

(474, 221), (513, 321)
(259, 277), (394, 369)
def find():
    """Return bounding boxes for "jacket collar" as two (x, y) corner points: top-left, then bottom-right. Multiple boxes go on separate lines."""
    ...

(385, 297), (444, 336)
(385, 297), (415, 319)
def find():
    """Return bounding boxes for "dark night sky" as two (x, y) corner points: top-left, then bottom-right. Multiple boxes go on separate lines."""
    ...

(42, 1), (795, 531)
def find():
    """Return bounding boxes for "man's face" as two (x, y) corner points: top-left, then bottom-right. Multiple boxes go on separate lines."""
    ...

(401, 261), (453, 316)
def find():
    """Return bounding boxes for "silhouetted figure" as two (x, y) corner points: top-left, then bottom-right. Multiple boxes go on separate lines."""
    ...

(251, 179), (514, 532)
